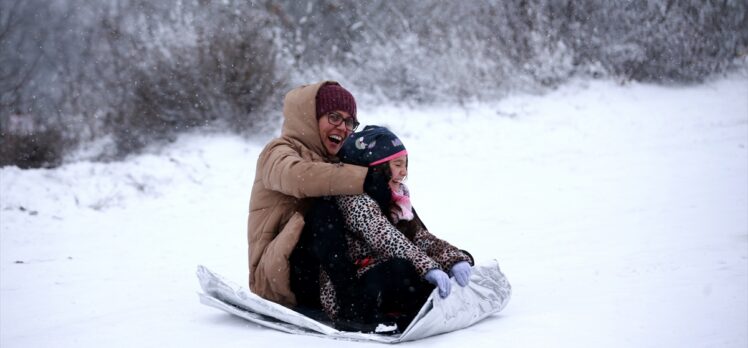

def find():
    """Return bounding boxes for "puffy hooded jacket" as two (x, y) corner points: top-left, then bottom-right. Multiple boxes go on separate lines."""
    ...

(247, 81), (367, 307)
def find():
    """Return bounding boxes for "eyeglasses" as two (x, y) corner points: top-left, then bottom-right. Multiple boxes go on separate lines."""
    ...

(326, 112), (359, 131)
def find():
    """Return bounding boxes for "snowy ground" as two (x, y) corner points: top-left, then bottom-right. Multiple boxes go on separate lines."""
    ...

(1, 76), (746, 348)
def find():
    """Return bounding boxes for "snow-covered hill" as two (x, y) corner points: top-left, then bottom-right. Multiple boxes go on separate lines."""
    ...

(1, 77), (746, 347)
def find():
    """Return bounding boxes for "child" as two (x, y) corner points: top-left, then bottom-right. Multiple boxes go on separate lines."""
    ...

(323, 125), (474, 331)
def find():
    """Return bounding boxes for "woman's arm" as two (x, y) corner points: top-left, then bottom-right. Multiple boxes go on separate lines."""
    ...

(258, 140), (367, 198)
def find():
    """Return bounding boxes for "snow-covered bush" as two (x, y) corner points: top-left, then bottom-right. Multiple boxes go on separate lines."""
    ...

(1, 0), (745, 168)
(0, 130), (67, 169)
(101, 0), (288, 155)
(1, 0), (288, 165)
(556, 0), (748, 83)
(286, 0), (747, 102)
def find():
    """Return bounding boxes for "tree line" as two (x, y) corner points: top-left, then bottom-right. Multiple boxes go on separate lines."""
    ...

(1, 0), (746, 168)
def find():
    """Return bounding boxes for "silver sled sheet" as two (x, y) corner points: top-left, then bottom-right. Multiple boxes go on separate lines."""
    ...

(196, 260), (511, 343)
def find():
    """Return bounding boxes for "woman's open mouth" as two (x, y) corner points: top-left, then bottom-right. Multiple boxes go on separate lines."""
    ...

(328, 135), (342, 144)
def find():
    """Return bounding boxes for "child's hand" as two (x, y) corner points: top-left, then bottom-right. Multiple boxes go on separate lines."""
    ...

(450, 261), (472, 287)
(425, 269), (451, 298)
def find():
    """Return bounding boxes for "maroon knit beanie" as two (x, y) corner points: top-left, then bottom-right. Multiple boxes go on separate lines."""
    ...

(316, 83), (357, 120)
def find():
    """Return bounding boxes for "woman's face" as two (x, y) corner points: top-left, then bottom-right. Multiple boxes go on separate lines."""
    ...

(317, 110), (353, 156)
(388, 156), (408, 190)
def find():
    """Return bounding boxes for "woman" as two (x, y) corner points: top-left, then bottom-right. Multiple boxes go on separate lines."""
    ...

(248, 80), (378, 316)
(321, 125), (474, 332)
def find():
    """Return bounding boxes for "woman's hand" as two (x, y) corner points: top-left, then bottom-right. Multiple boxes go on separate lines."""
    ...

(450, 261), (472, 287)
(424, 269), (451, 298)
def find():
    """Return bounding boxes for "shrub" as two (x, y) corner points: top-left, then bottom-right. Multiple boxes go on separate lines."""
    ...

(1, 0), (746, 168)
(281, 0), (748, 102)
(73, 0), (289, 157)
(0, 130), (66, 169)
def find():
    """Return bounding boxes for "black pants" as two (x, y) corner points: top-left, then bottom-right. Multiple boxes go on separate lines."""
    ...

(358, 258), (434, 327)
(290, 197), (354, 309)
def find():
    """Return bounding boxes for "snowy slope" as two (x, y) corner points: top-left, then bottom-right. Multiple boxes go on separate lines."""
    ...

(1, 76), (746, 347)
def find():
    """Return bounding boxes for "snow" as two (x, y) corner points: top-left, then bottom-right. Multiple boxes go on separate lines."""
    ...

(2, 76), (747, 347)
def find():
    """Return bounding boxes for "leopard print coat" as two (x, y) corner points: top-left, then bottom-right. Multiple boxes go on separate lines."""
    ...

(319, 193), (473, 320)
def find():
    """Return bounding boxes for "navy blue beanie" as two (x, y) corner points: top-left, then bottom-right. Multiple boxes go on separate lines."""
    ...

(339, 125), (407, 166)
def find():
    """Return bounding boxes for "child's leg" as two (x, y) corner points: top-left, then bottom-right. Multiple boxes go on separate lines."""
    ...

(359, 258), (434, 328)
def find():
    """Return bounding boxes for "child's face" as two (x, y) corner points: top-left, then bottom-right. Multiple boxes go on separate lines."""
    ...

(388, 156), (408, 190)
